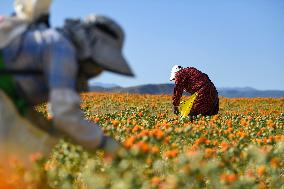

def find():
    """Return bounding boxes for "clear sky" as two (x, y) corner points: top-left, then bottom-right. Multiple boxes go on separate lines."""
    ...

(1, 0), (284, 90)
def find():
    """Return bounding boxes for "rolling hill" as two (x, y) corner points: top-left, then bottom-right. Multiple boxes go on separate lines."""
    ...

(89, 83), (284, 98)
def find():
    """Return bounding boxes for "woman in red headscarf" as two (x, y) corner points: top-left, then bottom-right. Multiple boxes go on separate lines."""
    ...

(170, 65), (219, 116)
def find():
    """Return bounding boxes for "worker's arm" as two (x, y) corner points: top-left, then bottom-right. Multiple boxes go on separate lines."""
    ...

(49, 88), (120, 154)
(172, 76), (184, 107)
(50, 88), (103, 149)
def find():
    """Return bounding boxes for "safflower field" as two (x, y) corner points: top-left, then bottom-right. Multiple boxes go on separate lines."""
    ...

(2, 92), (284, 189)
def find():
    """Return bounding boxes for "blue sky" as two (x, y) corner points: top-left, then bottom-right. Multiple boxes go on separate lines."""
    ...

(1, 0), (284, 90)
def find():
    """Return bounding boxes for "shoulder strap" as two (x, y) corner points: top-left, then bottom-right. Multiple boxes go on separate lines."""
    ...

(0, 50), (43, 75)
(0, 69), (43, 75)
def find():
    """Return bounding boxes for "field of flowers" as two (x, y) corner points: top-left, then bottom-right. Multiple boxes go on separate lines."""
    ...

(3, 93), (284, 189)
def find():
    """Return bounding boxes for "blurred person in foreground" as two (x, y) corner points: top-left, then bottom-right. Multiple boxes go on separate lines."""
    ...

(170, 65), (219, 117)
(0, 0), (134, 161)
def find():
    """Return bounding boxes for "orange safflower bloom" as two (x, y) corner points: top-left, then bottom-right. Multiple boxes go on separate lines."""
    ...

(212, 140), (219, 146)
(171, 143), (178, 148)
(226, 120), (232, 127)
(132, 125), (141, 133)
(255, 139), (262, 145)
(270, 157), (280, 168)
(220, 173), (237, 184)
(164, 136), (171, 144)
(151, 146), (160, 154)
(150, 176), (161, 187)
(136, 141), (150, 153)
(124, 136), (136, 148)
(161, 122), (170, 128)
(186, 149), (198, 157)
(227, 127), (233, 133)
(204, 148), (216, 158)
(266, 119), (275, 128)
(205, 139), (211, 145)
(195, 137), (207, 145)
(212, 115), (219, 121)
(164, 149), (178, 158)
(152, 129), (164, 139)
(137, 130), (150, 138)
(220, 141), (230, 152)
(240, 118), (248, 127)
(172, 120), (178, 125)
(256, 166), (266, 177)
(94, 117), (100, 123)
(111, 120), (119, 127)
(228, 134), (235, 140)
(132, 120), (137, 125)
(237, 131), (247, 138)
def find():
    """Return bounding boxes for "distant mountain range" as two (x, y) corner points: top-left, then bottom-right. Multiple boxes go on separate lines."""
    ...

(89, 83), (284, 98)
(88, 81), (120, 88)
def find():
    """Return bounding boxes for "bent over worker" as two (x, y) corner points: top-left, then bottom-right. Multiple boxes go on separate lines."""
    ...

(0, 0), (134, 158)
(170, 65), (219, 117)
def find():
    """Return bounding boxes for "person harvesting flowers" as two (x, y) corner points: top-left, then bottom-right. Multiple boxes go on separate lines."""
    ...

(170, 65), (219, 117)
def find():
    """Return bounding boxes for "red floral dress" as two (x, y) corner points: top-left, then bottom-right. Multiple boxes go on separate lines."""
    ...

(172, 67), (219, 116)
